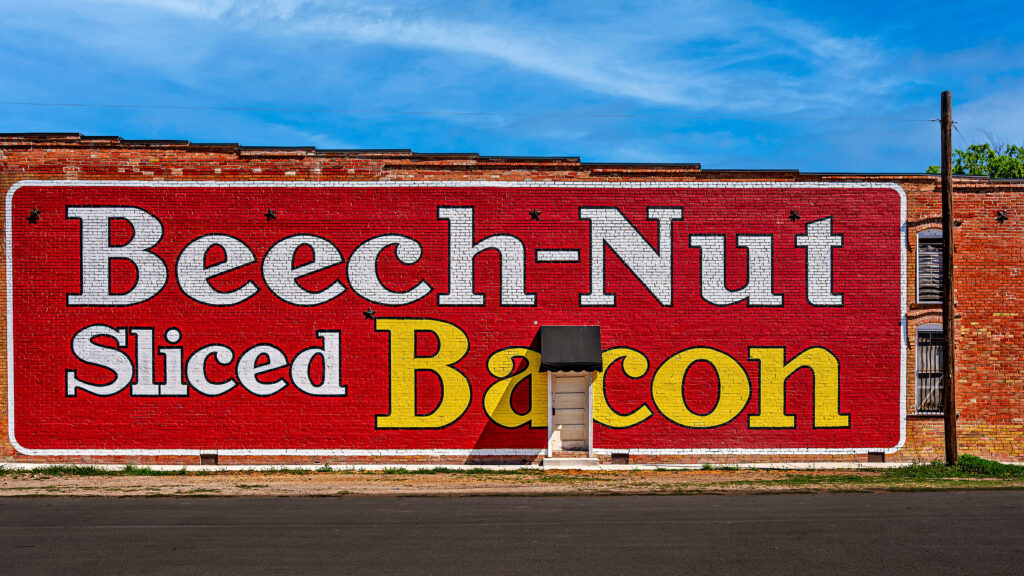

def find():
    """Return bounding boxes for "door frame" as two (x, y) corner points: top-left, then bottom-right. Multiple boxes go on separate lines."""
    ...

(546, 370), (594, 458)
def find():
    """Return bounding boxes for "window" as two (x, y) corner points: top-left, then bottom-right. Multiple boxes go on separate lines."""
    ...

(917, 230), (943, 303)
(915, 325), (944, 414)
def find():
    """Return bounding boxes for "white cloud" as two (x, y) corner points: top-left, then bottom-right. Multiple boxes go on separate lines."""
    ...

(8, 0), (1018, 171)
(91, 0), (893, 113)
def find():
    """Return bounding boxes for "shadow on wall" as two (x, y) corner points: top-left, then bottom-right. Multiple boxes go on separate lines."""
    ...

(467, 330), (546, 464)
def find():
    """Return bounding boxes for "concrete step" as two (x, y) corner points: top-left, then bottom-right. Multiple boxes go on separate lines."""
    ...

(549, 450), (593, 458)
(541, 457), (601, 470)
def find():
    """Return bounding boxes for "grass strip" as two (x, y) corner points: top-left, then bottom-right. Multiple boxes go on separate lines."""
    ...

(1, 455), (1020, 484)
(883, 455), (1024, 480)
(0, 464), (191, 477)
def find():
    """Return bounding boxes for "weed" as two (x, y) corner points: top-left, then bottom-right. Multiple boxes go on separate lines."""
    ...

(700, 464), (740, 471)
(121, 465), (190, 476)
(953, 455), (1024, 478)
(762, 473), (882, 486)
(368, 466), (533, 475)
(885, 455), (1024, 480)
(534, 473), (611, 484)
(407, 467), (457, 474)
(1, 465), (200, 477)
(268, 467), (312, 475)
(467, 468), (537, 476)
(31, 465), (113, 477)
(379, 467), (410, 474)
(176, 488), (222, 496)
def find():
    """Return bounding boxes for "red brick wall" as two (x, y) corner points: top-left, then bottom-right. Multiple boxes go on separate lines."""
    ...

(2, 134), (1021, 465)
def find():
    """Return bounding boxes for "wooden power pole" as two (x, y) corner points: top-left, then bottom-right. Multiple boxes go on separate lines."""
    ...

(941, 91), (958, 465)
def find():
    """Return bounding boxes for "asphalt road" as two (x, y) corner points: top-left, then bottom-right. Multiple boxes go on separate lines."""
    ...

(1, 491), (1022, 575)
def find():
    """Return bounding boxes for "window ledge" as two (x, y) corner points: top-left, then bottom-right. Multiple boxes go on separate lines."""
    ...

(910, 302), (943, 310)
(908, 412), (945, 419)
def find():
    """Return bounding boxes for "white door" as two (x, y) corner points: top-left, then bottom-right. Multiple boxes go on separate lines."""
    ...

(549, 373), (590, 452)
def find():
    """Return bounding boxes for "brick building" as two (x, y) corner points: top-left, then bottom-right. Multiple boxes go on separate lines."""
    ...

(1, 133), (1021, 465)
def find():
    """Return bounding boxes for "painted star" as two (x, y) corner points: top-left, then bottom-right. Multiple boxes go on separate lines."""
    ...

(26, 208), (41, 224)
(529, 208), (541, 221)
(265, 208), (277, 221)
(789, 210), (800, 222)
(363, 308), (376, 320)
(996, 210), (1009, 224)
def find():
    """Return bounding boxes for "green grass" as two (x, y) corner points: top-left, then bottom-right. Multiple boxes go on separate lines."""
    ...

(122, 464), (191, 476)
(378, 467), (412, 474)
(372, 466), (537, 476)
(712, 456), (1024, 490)
(517, 469), (607, 481)
(734, 473), (882, 487)
(0, 464), (192, 477)
(700, 464), (740, 471)
(0, 464), (536, 477)
(2, 455), (1020, 488)
(265, 467), (313, 475)
(175, 488), (222, 496)
(460, 467), (538, 475)
(884, 455), (1024, 480)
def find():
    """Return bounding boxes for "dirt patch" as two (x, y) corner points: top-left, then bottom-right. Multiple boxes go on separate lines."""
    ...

(3, 468), (1024, 497)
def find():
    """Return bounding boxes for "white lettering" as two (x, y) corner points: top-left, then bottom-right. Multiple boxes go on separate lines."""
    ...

(176, 235), (259, 306)
(186, 344), (238, 396)
(291, 330), (346, 396)
(237, 344), (289, 396)
(348, 235), (432, 305)
(66, 325), (133, 396)
(690, 235), (783, 306)
(580, 207), (682, 306)
(263, 235), (346, 306)
(437, 207), (534, 306)
(67, 207), (167, 306)
(796, 218), (844, 306)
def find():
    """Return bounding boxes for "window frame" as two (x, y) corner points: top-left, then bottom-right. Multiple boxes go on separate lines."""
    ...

(914, 323), (944, 415)
(916, 229), (944, 304)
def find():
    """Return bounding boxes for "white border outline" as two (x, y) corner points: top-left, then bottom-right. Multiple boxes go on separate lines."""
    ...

(5, 179), (907, 457)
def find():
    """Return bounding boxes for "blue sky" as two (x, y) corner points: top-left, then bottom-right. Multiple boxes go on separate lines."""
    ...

(2, 0), (1022, 172)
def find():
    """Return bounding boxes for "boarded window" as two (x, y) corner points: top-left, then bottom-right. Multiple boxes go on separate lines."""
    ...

(916, 330), (944, 414)
(917, 236), (943, 302)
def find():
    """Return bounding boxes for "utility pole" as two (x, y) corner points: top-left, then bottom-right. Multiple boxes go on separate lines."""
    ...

(941, 90), (958, 465)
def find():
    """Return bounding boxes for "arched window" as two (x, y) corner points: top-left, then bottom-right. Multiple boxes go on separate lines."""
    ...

(916, 229), (943, 303)
(915, 323), (944, 414)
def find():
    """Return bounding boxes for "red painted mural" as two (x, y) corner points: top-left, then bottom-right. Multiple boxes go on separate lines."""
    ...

(5, 181), (905, 455)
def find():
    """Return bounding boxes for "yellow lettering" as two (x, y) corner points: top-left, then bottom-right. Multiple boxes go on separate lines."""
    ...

(748, 347), (848, 429)
(651, 348), (750, 428)
(483, 347), (547, 428)
(374, 318), (471, 429)
(593, 347), (652, 428)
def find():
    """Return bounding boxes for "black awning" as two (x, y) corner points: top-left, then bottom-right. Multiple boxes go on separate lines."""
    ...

(539, 326), (602, 372)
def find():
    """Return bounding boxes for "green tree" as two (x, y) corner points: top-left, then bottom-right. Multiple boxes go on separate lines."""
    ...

(927, 143), (1024, 178)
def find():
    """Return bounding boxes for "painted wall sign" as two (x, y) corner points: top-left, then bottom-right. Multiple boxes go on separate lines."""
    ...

(5, 181), (906, 455)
